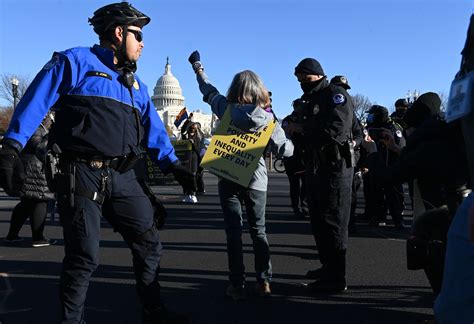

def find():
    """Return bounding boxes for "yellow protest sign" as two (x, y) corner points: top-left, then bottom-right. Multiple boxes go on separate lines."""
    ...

(200, 107), (276, 187)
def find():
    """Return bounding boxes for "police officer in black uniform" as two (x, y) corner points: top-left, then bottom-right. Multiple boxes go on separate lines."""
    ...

(390, 98), (409, 126)
(289, 58), (354, 293)
(0, 3), (192, 323)
(365, 105), (406, 229)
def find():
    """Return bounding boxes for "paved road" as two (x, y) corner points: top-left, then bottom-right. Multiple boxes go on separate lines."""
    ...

(0, 172), (434, 324)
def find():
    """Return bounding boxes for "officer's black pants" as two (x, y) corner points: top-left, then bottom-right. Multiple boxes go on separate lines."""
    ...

(369, 181), (405, 224)
(287, 173), (307, 213)
(58, 162), (162, 324)
(306, 161), (353, 280)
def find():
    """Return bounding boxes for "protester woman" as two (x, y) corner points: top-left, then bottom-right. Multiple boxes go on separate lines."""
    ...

(188, 51), (293, 300)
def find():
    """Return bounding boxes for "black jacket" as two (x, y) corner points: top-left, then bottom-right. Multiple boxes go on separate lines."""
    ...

(298, 79), (353, 167)
(371, 116), (469, 212)
(20, 119), (55, 201)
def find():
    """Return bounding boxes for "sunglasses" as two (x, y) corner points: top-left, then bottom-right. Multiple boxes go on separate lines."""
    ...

(127, 29), (143, 42)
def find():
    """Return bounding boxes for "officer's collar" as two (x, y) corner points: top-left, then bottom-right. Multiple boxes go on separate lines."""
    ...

(92, 44), (117, 71)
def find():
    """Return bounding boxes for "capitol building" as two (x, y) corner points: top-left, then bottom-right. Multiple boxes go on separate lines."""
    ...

(151, 58), (213, 138)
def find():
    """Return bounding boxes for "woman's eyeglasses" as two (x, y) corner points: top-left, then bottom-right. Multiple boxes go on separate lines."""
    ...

(127, 29), (143, 42)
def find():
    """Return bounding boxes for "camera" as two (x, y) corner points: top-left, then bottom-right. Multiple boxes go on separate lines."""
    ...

(292, 99), (312, 123)
(368, 128), (387, 142)
(292, 99), (309, 112)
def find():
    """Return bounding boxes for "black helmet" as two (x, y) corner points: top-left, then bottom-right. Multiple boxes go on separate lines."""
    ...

(330, 75), (351, 90)
(88, 2), (150, 36)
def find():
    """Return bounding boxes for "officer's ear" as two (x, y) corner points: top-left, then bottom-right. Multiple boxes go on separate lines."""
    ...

(112, 26), (124, 44)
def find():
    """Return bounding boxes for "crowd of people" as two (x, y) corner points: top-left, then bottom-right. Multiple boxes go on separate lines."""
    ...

(0, 2), (472, 324)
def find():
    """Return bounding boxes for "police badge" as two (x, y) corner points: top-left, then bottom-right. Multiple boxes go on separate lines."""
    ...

(333, 94), (346, 105)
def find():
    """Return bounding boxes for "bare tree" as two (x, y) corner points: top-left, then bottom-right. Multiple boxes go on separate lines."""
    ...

(351, 93), (373, 121)
(0, 73), (30, 106)
(0, 108), (13, 133)
(0, 73), (31, 133)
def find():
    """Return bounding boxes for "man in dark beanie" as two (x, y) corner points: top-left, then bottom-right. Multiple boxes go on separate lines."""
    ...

(289, 58), (354, 293)
(391, 98), (409, 125)
(404, 92), (442, 129)
(294, 58), (325, 75)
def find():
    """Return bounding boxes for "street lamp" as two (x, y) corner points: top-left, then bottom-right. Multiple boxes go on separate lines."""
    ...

(406, 89), (420, 105)
(11, 77), (19, 110)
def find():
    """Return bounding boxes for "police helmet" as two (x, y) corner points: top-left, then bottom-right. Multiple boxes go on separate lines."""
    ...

(330, 75), (351, 90)
(88, 2), (151, 36)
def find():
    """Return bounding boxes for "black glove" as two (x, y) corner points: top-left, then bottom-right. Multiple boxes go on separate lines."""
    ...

(168, 162), (196, 194)
(138, 180), (167, 230)
(188, 50), (203, 73)
(0, 142), (25, 196)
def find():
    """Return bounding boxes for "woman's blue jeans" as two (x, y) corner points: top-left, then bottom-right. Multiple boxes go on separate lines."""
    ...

(218, 179), (272, 287)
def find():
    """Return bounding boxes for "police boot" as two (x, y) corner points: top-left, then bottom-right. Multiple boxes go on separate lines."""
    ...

(142, 304), (190, 324)
(306, 265), (327, 279)
(304, 250), (347, 294)
(303, 278), (347, 294)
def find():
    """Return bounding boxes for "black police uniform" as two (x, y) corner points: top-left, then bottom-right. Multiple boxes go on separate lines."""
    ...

(366, 107), (406, 227)
(297, 78), (354, 290)
(0, 3), (192, 323)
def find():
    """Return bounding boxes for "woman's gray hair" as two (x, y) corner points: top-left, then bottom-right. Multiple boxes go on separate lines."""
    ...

(226, 70), (270, 108)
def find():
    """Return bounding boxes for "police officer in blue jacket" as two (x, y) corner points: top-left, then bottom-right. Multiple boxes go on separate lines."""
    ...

(0, 3), (192, 323)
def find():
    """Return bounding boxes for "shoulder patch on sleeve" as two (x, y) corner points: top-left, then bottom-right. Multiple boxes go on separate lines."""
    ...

(333, 93), (346, 105)
(396, 130), (403, 138)
(43, 55), (60, 70)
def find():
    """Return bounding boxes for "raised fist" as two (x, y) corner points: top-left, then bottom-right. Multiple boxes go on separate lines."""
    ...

(188, 50), (203, 73)
(188, 50), (200, 64)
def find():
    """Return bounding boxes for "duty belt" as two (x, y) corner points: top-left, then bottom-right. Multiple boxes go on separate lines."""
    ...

(73, 156), (126, 170)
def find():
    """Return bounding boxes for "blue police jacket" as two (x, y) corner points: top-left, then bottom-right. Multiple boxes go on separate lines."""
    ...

(4, 45), (178, 171)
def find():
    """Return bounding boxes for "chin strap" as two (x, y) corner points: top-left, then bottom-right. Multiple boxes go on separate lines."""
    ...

(115, 25), (138, 74)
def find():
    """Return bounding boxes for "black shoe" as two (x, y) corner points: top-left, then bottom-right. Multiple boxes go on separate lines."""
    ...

(4, 236), (24, 244)
(32, 238), (57, 248)
(303, 279), (347, 294)
(225, 284), (247, 301)
(306, 267), (326, 279)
